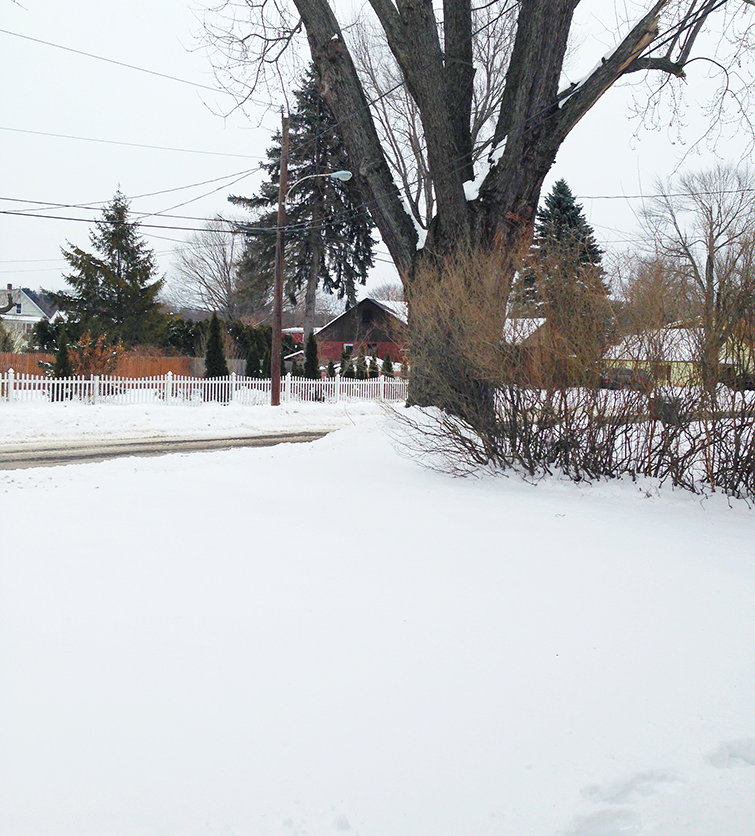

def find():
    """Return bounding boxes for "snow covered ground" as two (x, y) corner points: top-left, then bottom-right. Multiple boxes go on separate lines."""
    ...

(0, 400), (383, 444)
(1, 403), (754, 836)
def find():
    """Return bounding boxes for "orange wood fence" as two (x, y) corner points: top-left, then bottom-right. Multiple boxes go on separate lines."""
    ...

(0, 353), (193, 377)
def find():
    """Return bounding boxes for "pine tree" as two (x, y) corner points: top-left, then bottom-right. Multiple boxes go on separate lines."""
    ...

(245, 343), (261, 378)
(230, 65), (376, 337)
(303, 330), (320, 379)
(205, 312), (229, 377)
(355, 346), (368, 380)
(368, 355), (379, 379)
(326, 359), (336, 378)
(48, 191), (168, 346)
(382, 353), (394, 378)
(514, 179), (606, 311)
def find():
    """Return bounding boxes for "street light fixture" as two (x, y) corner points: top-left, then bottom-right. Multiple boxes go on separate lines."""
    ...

(270, 115), (352, 405)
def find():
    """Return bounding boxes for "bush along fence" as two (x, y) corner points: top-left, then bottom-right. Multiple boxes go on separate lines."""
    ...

(0, 370), (409, 406)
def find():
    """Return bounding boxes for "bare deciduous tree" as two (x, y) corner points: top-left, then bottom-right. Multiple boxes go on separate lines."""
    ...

(643, 164), (755, 389)
(170, 219), (242, 319)
(203, 0), (755, 409)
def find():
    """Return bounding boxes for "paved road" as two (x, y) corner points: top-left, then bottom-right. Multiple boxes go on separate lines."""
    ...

(0, 431), (331, 470)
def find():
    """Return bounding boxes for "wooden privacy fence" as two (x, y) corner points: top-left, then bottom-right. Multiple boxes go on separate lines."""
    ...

(0, 353), (193, 377)
(0, 370), (409, 406)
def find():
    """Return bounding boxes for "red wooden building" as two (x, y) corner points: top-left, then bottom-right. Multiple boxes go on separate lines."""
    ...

(315, 298), (408, 363)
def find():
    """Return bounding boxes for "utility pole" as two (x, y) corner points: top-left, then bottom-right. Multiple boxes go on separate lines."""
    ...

(271, 111), (289, 406)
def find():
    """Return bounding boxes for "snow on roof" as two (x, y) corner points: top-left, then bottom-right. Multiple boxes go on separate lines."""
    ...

(372, 299), (408, 325)
(605, 328), (700, 364)
(501, 317), (546, 345)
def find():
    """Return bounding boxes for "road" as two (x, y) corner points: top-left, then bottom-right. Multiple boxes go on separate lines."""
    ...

(0, 431), (331, 470)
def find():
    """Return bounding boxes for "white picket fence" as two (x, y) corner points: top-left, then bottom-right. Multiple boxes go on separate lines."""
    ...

(0, 369), (409, 406)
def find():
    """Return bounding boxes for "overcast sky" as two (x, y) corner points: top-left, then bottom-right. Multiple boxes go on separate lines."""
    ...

(1, 0), (750, 302)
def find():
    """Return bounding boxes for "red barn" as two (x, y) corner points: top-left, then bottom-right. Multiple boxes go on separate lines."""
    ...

(315, 298), (408, 363)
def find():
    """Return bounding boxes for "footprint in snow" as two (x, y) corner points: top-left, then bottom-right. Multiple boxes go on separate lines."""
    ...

(562, 806), (642, 836)
(705, 737), (755, 768)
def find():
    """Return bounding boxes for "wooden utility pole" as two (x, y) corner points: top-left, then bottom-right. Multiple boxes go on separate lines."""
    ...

(271, 112), (289, 406)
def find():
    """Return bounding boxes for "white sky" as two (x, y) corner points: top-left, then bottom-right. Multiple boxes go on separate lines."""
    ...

(1, 0), (750, 299)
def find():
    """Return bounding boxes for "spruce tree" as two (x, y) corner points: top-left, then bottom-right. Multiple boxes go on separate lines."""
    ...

(368, 356), (379, 379)
(230, 65), (376, 337)
(53, 331), (75, 378)
(340, 346), (354, 378)
(48, 191), (168, 346)
(205, 312), (230, 377)
(290, 358), (304, 377)
(382, 353), (394, 378)
(514, 179), (605, 310)
(326, 359), (336, 378)
(303, 330), (320, 379)
(245, 343), (261, 378)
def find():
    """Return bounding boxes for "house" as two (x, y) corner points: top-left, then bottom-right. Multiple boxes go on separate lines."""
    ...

(0, 285), (58, 349)
(314, 298), (408, 363)
(603, 327), (702, 385)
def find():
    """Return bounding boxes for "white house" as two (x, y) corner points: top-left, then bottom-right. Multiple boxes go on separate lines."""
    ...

(0, 284), (57, 349)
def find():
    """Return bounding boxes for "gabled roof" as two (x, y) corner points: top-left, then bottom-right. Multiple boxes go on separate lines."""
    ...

(316, 297), (408, 335)
(502, 317), (546, 345)
(605, 327), (700, 364)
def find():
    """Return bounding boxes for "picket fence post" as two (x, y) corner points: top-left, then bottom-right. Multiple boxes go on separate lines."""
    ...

(92, 375), (100, 404)
(335, 373), (341, 402)
(165, 371), (173, 405)
(230, 371), (237, 403)
(8, 368), (14, 402)
(379, 374), (385, 400)
(284, 372), (291, 403)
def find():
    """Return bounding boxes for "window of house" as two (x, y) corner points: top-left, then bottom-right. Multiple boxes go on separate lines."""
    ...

(15, 304), (21, 314)
(361, 308), (371, 325)
(343, 343), (354, 355)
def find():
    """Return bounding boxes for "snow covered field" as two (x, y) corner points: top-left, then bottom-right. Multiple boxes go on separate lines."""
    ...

(1, 404), (754, 836)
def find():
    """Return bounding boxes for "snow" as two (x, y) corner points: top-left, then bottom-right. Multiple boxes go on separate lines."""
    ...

(2, 405), (755, 836)
(462, 138), (507, 202)
(0, 400), (383, 445)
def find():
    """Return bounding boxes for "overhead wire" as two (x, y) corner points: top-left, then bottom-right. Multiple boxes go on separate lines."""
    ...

(0, 125), (266, 160)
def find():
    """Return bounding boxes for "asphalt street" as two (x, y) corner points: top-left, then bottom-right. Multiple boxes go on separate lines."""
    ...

(0, 431), (331, 470)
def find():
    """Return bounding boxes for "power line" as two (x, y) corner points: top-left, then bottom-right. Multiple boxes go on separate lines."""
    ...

(0, 125), (265, 160)
(0, 27), (229, 95)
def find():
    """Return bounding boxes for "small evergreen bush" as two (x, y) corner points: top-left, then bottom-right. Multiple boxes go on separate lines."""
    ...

(205, 312), (230, 378)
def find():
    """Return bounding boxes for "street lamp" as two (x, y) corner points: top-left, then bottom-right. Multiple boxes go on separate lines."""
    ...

(270, 116), (352, 406)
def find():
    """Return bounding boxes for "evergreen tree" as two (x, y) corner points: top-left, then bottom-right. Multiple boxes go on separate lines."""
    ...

(382, 353), (394, 378)
(400, 356), (410, 379)
(262, 347), (272, 379)
(290, 358), (304, 377)
(368, 355), (380, 379)
(48, 191), (168, 346)
(303, 330), (320, 379)
(53, 329), (74, 378)
(340, 345), (354, 378)
(230, 64), (376, 337)
(326, 359), (336, 378)
(205, 312), (230, 377)
(245, 343), (261, 378)
(514, 179), (606, 310)
(355, 346), (368, 380)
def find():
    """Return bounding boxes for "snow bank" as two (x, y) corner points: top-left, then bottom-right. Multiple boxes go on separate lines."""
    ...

(1, 413), (754, 836)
